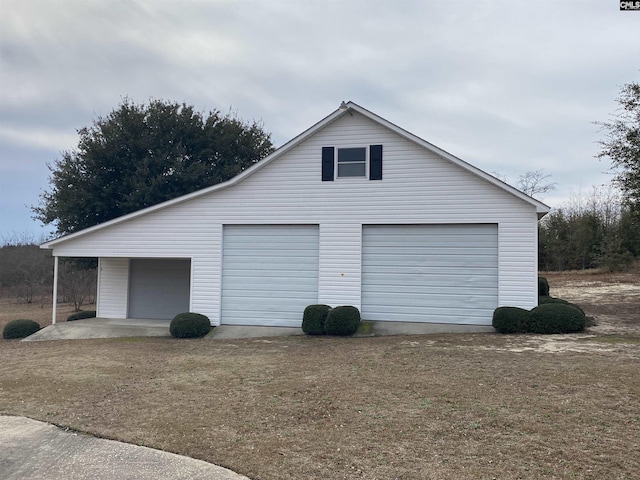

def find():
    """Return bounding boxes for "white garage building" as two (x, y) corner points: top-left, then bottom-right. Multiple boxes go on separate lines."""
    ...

(41, 102), (549, 329)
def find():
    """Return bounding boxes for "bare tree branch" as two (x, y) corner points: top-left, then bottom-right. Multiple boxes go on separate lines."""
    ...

(517, 169), (557, 199)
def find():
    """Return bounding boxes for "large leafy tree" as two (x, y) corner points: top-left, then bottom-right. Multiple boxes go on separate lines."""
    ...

(34, 99), (274, 235)
(596, 82), (640, 216)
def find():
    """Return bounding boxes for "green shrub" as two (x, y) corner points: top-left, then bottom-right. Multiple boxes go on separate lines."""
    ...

(302, 304), (332, 335)
(538, 296), (585, 315)
(67, 310), (97, 321)
(539, 276), (550, 297)
(492, 307), (531, 334)
(170, 312), (212, 338)
(324, 306), (361, 336)
(529, 303), (586, 334)
(3, 319), (41, 339)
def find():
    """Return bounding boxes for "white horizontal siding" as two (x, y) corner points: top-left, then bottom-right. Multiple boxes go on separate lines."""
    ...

(55, 111), (540, 320)
(498, 217), (539, 309)
(189, 223), (221, 324)
(191, 258), (219, 325)
(96, 258), (129, 318)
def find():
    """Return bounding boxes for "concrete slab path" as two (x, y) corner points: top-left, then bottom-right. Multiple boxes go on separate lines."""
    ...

(23, 318), (171, 341)
(0, 415), (249, 480)
(21, 317), (494, 342)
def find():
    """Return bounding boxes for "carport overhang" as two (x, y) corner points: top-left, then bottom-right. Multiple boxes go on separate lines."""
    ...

(41, 250), (192, 325)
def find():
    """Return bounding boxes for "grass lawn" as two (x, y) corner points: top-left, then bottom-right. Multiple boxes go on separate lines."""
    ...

(1, 271), (639, 479)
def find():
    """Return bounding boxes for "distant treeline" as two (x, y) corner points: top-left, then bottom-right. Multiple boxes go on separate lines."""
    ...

(539, 187), (640, 271)
(0, 236), (96, 310)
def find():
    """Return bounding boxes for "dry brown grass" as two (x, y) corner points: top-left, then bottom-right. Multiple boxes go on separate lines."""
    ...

(1, 272), (639, 480)
(0, 297), (94, 332)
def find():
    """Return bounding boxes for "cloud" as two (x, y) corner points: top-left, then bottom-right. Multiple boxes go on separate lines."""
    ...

(0, 0), (639, 236)
(0, 125), (77, 155)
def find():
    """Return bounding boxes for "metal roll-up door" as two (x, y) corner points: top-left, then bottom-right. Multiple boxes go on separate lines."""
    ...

(221, 225), (319, 326)
(128, 259), (191, 319)
(362, 224), (498, 325)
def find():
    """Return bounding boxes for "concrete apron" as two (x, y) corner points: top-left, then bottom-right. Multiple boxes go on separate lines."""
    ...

(23, 318), (171, 342)
(208, 322), (494, 339)
(23, 318), (494, 342)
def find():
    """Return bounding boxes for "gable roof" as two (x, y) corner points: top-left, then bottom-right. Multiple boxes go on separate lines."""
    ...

(41, 101), (550, 249)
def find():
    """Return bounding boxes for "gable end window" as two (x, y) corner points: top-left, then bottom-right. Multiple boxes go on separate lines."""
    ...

(337, 147), (366, 177)
(321, 145), (383, 181)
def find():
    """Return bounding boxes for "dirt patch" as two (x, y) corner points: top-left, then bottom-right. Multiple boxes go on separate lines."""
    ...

(472, 268), (640, 357)
(544, 268), (640, 339)
(0, 272), (639, 479)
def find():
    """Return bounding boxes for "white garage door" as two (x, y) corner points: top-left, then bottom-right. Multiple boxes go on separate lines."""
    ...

(221, 225), (319, 327)
(362, 224), (498, 325)
(128, 259), (191, 320)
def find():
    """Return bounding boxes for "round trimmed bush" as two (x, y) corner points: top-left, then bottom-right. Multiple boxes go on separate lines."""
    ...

(3, 319), (41, 339)
(67, 310), (97, 321)
(324, 306), (361, 336)
(539, 276), (550, 297)
(529, 303), (586, 334)
(492, 307), (531, 334)
(538, 296), (585, 315)
(302, 304), (332, 335)
(170, 312), (211, 338)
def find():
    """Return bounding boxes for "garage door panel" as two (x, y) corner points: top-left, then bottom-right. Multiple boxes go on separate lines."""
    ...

(366, 233), (496, 245)
(363, 267), (498, 287)
(222, 272), (318, 282)
(364, 283), (498, 296)
(128, 259), (191, 320)
(363, 267), (496, 279)
(224, 231), (317, 245)
(223, 292), (316, 304)
(223, 267), (319, 277)
(225, 241), (318, 249)
(225, 250), (317, 258)
(365, 292), (498, 308)
(222, 225), (319, 327)
(363, 308), (495, 325)
(224, 259), (319, 270)
(365, 246), (497, 256)
(367, 303), (496, 316)
(223, 281), (318, 294)
(364, 265), (496, 274)
(363, 253), (495, 273)
(362, 224), (498, 324)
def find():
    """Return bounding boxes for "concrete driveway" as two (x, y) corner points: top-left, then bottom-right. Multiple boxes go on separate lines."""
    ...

(0, 415), (249, 480)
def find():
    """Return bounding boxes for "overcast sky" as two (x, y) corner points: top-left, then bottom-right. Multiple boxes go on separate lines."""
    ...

(1, 0), (638, 241)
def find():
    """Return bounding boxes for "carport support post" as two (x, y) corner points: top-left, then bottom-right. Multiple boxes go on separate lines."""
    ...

(52, 256), (59, 325)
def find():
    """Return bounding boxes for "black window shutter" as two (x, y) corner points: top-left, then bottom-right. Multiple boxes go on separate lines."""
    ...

(370, 144), (383, 180)
(322, 147), (335, 181)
